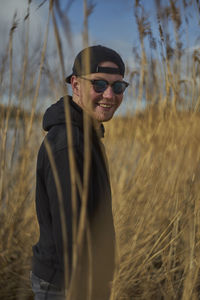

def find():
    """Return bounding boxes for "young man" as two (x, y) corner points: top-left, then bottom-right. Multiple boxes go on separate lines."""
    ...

(31, 45), (129, 300)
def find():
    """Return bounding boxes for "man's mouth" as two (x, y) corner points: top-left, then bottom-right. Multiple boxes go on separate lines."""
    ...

(98, 103), (113, 108)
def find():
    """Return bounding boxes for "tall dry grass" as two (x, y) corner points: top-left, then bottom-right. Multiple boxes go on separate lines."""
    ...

(105, 108), (200, 299)
(0, 1), (51, 299)
(1, 0), (200, 299)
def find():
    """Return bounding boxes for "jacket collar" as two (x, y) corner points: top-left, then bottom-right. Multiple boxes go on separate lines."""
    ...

(43, 95), (104, 138)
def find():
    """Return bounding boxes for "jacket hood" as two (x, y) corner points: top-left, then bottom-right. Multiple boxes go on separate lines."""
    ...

(43, 96), (82, 131)
(43, 95), (105, 137)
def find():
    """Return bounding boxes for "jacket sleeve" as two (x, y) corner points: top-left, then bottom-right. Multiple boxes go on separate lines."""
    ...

(45, 144), (78, 278)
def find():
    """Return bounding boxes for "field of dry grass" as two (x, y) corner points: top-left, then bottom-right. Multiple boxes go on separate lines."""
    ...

(105, 109), (200, 299)
(1, 0), (200, 299)
(2, 106), (200, 299)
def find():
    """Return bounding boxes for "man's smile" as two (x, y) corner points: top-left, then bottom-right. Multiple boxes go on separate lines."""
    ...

(98, 103), (113, 108)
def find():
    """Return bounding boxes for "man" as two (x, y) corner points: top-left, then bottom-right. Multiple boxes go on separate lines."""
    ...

(31, 45), (129, 300)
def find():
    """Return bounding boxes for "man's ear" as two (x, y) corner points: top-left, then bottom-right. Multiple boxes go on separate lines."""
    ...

(71, 75), (80, 96)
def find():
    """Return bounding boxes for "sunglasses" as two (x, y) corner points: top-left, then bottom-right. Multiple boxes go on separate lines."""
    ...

(79, 76), (129, 95)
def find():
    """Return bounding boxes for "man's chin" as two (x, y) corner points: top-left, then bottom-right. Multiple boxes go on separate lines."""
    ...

(94, 113), (114, 123)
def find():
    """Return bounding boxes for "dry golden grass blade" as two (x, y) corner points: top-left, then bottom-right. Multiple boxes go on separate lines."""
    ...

(51, 3), (66, 84)
(26, 0), (52, 140)
(86, 221), (93, 300)
(0, 13), (17, 204)
(54, 0), (74, 50)
(50, 1), (94, 298)
(0, 44), (9, 93)
(9, 3), (30, 168)
(107, 108), (200, 299)
(62, 95), (80, 293)
(47, 7), (80, 284)
(43, 137), (70, 290)
(67, 14), (93, 300)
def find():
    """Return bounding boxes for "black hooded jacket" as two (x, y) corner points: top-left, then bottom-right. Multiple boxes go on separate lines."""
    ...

(32, 96), (115, 298)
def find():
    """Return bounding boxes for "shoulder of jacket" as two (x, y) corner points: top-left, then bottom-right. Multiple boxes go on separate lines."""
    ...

(44, 123), (81, 153)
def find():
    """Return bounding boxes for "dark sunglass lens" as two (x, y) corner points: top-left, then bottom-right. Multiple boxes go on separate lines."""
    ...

(113, 82), (127, 94)
(93, 80), (108, 93)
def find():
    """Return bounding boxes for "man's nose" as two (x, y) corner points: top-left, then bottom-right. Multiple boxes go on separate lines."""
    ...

(103, 86), (114, 99)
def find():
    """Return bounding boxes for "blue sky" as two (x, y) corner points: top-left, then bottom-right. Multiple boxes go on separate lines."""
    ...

(1, 0), (199, 68)
(52, 0), (200, 81)
(52, 0), (139, 68)
(68, 0), (136, 43)
(59, 0), (200, 53)
(1, 0), (200, 111)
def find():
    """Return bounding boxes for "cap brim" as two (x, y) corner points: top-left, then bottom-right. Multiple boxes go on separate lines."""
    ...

(65, 74), (73, 83)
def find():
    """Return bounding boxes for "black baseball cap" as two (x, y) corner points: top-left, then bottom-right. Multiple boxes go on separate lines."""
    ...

(65, 45), (125, 83)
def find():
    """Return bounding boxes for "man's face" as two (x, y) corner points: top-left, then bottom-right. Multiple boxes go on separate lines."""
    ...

(71, 62), (124, 122)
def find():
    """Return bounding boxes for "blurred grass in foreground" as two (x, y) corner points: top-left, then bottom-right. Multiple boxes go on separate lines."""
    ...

(1, 0), (200, 299)
(105, 108), (200, 299)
